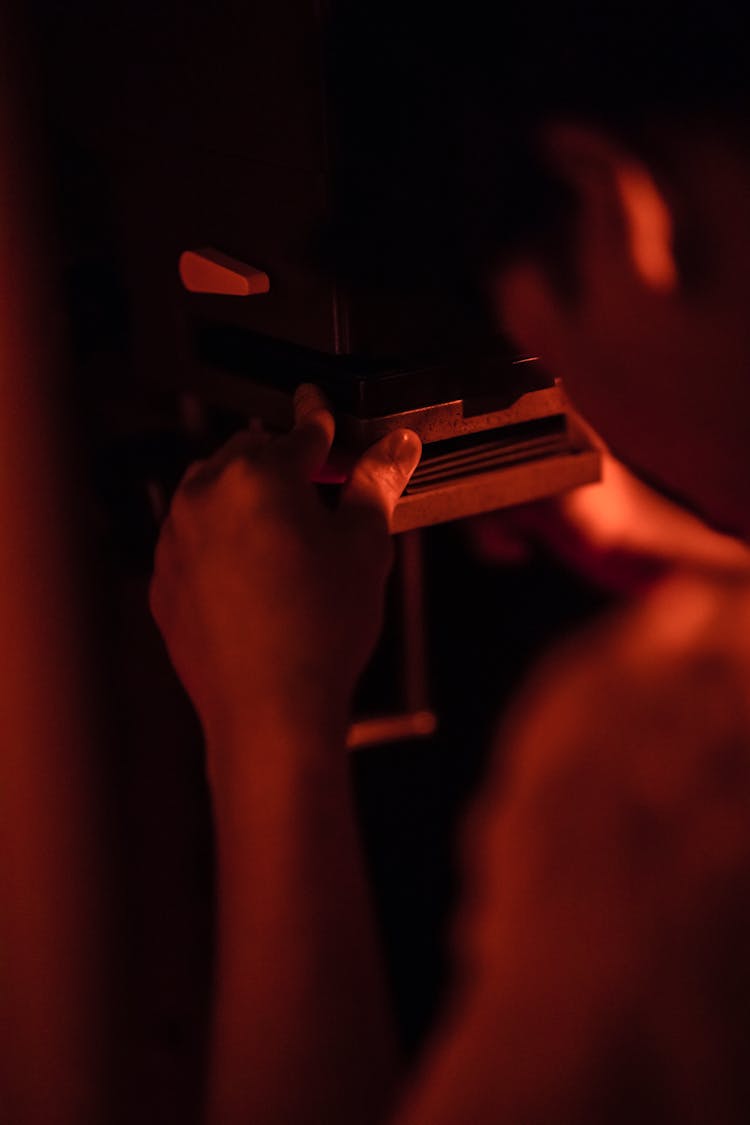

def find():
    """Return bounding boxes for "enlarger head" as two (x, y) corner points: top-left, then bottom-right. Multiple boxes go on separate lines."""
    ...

(168, 0), (598, 526)
(45, 0), (599, 524)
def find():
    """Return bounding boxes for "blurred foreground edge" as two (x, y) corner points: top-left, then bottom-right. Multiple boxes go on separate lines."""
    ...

(0, 13), (108, 1125)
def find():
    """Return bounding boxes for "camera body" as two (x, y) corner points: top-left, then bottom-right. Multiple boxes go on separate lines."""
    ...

(179, 302), (598, 532)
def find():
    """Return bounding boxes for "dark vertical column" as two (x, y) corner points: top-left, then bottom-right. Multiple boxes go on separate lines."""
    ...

(0, 13), (108, 1124)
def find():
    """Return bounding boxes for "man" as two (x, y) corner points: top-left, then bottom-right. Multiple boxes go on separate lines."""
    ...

(150, 3), (750, 1121)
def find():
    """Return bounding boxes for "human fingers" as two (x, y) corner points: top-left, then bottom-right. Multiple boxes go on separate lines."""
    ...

(275, 383), (335, 481)
(341, 428), (422, 533)
(178, 426), (273, 494)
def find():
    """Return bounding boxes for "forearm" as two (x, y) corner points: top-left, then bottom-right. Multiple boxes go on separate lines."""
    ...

(390, 991), (587, 1125)
(205, 708), (401, 1125)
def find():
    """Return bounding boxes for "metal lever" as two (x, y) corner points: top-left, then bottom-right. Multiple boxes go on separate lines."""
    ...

(179, 247), (270, 296)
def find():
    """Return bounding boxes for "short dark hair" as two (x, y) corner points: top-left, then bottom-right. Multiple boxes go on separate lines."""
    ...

(324, 1), (750, 300)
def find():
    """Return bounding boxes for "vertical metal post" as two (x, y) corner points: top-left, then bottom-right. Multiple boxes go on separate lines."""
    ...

(347, 530), (437, 750)
(398, 530), (432, 717)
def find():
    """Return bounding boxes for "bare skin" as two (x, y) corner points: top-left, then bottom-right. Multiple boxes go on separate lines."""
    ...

(151, 386), (421, 1125)
(391, 124), (750, 1125)
(151, 123), (750, 1124)
(393, 573), (750, 1125)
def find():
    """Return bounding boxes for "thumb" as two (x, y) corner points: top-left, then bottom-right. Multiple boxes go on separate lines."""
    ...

(341, 429), (422, 531)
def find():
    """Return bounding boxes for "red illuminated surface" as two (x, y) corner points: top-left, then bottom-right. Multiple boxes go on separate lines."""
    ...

(179, 247), (271, 296)
(469, 438), (750, 595)
(616, 160), (678, 293)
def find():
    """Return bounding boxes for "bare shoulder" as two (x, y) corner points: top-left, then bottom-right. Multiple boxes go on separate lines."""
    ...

(492, 572), (750, 788)
(461, 573), (750, 909)
(407, 575), (750, 1125)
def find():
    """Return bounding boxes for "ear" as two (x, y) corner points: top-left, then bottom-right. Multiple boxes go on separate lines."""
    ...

(493, 122), (680, 361)
(540, 121), (679, 294)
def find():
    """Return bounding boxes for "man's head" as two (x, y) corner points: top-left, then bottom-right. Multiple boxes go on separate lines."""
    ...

(329, 1), (750, 538)
(498, 119), (750, 541)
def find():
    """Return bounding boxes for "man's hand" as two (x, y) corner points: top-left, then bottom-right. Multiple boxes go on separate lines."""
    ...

(150, 387), (420, 1125)
(469, 420), (750, 595)
(150, 384), (421, 743)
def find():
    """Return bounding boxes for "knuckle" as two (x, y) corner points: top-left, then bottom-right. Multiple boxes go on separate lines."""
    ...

(286, 417), (333, 470)
(297, 405), (332, 434)
(358, 452), (409, 504)
(218, 455), (268, 502)
(294, 384), (331, 426)
(179, 457), (207, 489)
(357, 454), (389, 484)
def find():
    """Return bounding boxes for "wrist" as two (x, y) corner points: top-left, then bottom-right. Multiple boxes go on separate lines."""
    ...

(202, 691), (352, 791)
